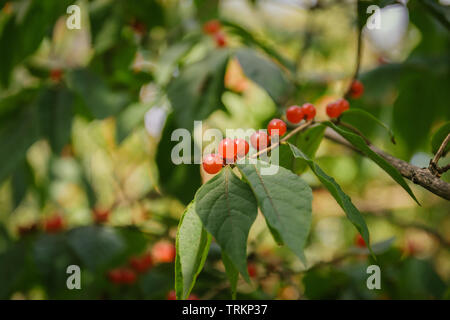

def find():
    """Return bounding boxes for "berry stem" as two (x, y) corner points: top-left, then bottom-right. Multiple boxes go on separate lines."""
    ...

(250, 120), (314, 159)
(344, 3), (363, 99)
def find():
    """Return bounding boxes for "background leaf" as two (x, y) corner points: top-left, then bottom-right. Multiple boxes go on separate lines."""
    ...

(167, 49), (229, 131)
(235, 48), (291, 105)
(38, 87), (75, 154)
(431, 121), (450, 155)
(67, 69), (129, 119)
(155, 113), (202, 204)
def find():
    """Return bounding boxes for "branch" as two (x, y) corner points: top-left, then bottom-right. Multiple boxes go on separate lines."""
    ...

(429, 133), (450, 176)
(324, 128), (450, 200)
(364, 209), (450, 249)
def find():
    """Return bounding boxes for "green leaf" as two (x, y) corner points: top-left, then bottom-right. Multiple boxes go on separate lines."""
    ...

(157, 35), (200, 85)
(323, 121), (419, 205)
(194, 0), (219, 21)
(419, 0), (450, 30)
(288, 143), (372, 255)
(155, 113), (201, 204)
(66, 226), (125, 271)
(235, 48), (290, 104)
(0, 0), (73, 86)
(0, 104), (40, 184)
(67, 69), (129, 119)
(431, 122), (450, 155)
(340, 109), (396, 144)
(175, 202), (211, 300)
(221, 250), (239, 300)
(392, 72), (447, 155)
(194, 166), (257, 280)
(278, 125), (325, 174)
(167, 49), (229, 131)
(115, 102), (149, 143)
(10, 160), (33, 211)
(293, 124), (326, 174)
(223, 20), (296, 72)
(38, 87), (75, 154)
(237, 160), (312, 264)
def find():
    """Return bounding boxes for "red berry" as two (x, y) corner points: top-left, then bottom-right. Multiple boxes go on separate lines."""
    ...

(188, 294), (199, 300)
(247, 263), (257, 278)
(326, 102), (341, 118)
(44, 214), (64, 233)
(355, 234), (367, 248)
(350, 80), (364, 99)
(93, 208), (109, 224)
(50, 69), (63, 82)
(337, 98), (350, 112)
(250, 131), (270, 151)
(202, 154), (223, 174)
(167, 290), (177, 300)
(301, 103), (316, 120)
(130, 253), (153, 273)
(214, 32), (227, 48)
(120, 268), (137, 284)
(267, 118), (287, 137)
(218, 138), (237, 163)
(152, 241), (176, 263)
(203, 20), (221, 34)
(286, 105), (304, 124)
(107, 269), (123, 284)
(234, 138), (249, 158)
(326, 99), (349, 119)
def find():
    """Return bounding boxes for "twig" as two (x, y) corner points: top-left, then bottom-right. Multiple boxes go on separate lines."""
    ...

(344, 4), (363, 98)
(390, 219), (450, 249)
(364, 209), (450, 249)
(324, 128), (450, 200)
(429, 133), (450, 176)
(250, 121), (314, 159)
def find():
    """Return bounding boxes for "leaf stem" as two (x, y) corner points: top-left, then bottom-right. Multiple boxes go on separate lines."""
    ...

(335, 119), (372, 146)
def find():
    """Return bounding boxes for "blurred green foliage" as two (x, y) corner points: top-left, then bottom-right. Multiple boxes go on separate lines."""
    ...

(0, 0), (449, 300)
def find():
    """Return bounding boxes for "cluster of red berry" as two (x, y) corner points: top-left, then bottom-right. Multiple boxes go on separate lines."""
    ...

(326, 98), (350, 119)
(43, 214), (65, 233)
(285, 103), (317, 124)
(107, 267), (138, 285)
(203, 19), (227, 48)
(129, 253), (153, 273)
(166, 290), (199, 300)
(93, 208), (110, 224)
(107, 240), (176, 285)
(202, 103), (318, 175)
